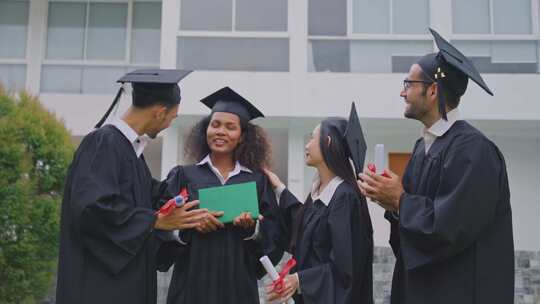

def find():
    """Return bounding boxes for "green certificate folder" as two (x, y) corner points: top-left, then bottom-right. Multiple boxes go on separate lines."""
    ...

(198, 181), (260, 224)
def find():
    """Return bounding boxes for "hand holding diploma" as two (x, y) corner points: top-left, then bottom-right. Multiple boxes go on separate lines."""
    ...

(358, 167), (404, 212)
(260, 256), (297, 304)
(367, 144), (390, 177)
(357, 143), (403, 211)
(156, 188), (189, 216)
(154, 200), (213, 231)
(266, 274), (298, 303)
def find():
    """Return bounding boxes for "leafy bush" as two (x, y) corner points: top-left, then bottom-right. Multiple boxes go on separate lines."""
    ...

(0, 86), (74, 303)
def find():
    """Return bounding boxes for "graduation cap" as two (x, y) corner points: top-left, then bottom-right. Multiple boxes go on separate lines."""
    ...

(94, 69), (192, 128)
(344, 102), (367, 176)
(200, 87), (264, 121)
(416, 28), (493, 120)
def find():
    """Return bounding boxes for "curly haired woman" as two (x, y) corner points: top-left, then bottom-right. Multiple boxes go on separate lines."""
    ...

(159, 87), (283, 304)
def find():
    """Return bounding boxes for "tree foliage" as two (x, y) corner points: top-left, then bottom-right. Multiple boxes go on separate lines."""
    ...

(0, 86), (74, 303)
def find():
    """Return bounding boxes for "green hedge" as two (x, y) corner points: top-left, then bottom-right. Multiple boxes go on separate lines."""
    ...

(0, 86), (74, 303)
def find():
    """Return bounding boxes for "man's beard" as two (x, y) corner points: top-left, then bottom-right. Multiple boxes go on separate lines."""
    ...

(404, 97), (429, 121)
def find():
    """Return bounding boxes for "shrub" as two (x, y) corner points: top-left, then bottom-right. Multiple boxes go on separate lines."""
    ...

(0, 86), (74, 303)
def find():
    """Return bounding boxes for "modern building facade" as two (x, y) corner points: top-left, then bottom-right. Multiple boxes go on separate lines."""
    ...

(2, 0), (540, 302)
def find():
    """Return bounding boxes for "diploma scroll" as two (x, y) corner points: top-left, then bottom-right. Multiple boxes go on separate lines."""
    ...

(368, 144), (390, 177)
(260, 256), (295, 304)
(374, 144), (385, 174)
(155, 188), (188, 216)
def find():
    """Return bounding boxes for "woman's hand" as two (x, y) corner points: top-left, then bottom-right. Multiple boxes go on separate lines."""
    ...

(263, 168), (284, 190)
(266, 273), (299, 302)
(233, 212), (258, 229)
(194, 210), (225, 234)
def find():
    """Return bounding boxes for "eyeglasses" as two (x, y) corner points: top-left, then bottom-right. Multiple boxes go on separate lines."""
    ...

(403, 79), (433, 90)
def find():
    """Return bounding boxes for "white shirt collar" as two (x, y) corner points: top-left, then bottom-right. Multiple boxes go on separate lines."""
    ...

(310, 175), (344, 206)
(109, 118), (149, 158)
(422, 108), (461, 154)
(196, 155), (252, 185)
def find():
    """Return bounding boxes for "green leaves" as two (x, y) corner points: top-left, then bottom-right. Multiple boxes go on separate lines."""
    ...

(0, 88), (74, 303)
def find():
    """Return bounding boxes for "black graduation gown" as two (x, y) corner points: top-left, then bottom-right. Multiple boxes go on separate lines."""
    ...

(159, 164), (284, 304)
(278, 182), (374, 304)
(386, 120), (514, 304)
(56, 125), (171, 304)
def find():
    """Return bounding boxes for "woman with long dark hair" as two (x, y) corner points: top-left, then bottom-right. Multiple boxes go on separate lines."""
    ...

(159, 87), (283, 304)
(264, 115), (374, 304)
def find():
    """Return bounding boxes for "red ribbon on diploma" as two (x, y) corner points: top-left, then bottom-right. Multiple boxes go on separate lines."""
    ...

(368, 163), (390, 178)
(155, 188), (188, 216)
(271, 257), (297, 294)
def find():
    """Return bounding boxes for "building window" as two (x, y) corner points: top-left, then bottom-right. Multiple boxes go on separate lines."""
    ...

(353, 0), (429, 34)
(41, 0), (162, 94)
(452, 0), (491, 34)
(178, 37), (289, 72)
(452, 0), (532, 34)
(309, 40), (432, 73)
(131, 1), (161, 64)
(451, 40), (539, 73)
(0, 64), (27, 92)
(0, 0), (29, 91)
(308, 0), (347, 36)
(452, 0), (539, 73)
(308, 0), (432, 73)
(177, 0), (289, 72)
(180, 0), (287, 32)
(235, 0), (287, 32)
(85, 3), (128, 60)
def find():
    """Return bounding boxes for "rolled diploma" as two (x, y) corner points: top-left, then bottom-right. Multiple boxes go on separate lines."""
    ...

(374, 144), (385, 174)
(260, 256), (295, 304)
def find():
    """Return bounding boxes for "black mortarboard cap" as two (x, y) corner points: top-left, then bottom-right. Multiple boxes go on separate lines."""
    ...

(344, 102), (367, 175)
(200, 87), (264, 121)
(416, 28), (493, 120)
(95, 69), (192, 128)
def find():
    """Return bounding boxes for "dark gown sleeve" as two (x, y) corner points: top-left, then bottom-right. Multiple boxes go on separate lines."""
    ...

(247, 174), (287, 278)
(297, 193), (366, 304)
(155, 165), (192, 272)
(274, 188), (304, 251)
(70, 132), (156, 275)
(151, 177), (169, 209)
(385, 139), (422, 258)
(398, 134), (506, 270)
(384, 210), (401, 257)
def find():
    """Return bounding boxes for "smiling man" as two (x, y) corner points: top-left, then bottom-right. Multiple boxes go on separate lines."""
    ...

(359, 29), (514, 304)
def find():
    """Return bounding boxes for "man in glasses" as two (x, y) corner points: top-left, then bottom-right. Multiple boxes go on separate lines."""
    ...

(359, 29), (514, 304)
